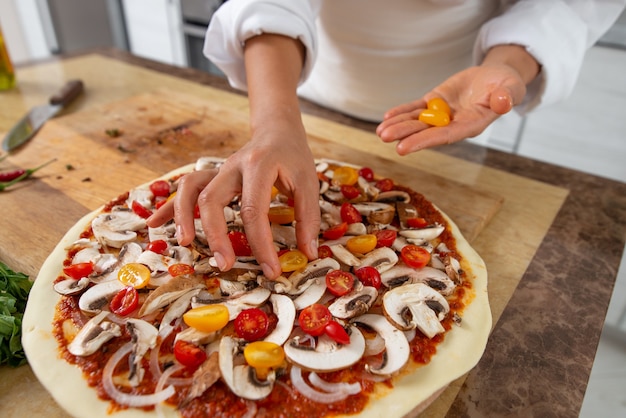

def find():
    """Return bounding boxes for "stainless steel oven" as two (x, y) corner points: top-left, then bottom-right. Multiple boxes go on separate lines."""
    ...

(180, 0), (226, 76)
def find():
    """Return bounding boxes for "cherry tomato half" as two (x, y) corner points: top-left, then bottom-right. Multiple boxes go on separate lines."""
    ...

(340, 184), (361, 200)
(427, 97), (451, 116)
(131, 200), (153, 219)
(109, 286), (139, 316)
(298, 304), (332, 337)
(147, 239), (168, 255)
(406, 217), (428, 229)
(326, 270), (355, 297)
(118, 263), (151, 289)
(374, 229), (397, 247)
(149, 180), (171, 198)
(354, 266), (382, 290)
(63, 262), (94, 280)
(234, 308), (270, 342)
(419, 109), (450, 127)
(174, 340), (207, 370)
(346, 234), (377, 254)
(332, 166), (359, 186)
(324, 320), (351, 345)
(243, 341), (285, 380)
(375, 178), (394, 192)
(358, 166), (374, 182)
(168, 263), (195, 277)
(318, 245), (333, 259)
(322, 222), (348, 240)
(340, 202), (362, 224)
(183, 304), (230, 333)
(278, 249), (308, 272)
(228, 230), (252, 257)
(400, 245), (432, 269)
(268, 206), (295, 225)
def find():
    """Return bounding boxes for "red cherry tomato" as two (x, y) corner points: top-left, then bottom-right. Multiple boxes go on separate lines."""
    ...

(400, 245), (431, 269)
(149, 180), (171, 198)
(340, 184), (361, 200)
(354, 266), (382, 290)
(168, 263), (195, 277)
(374, 229), (397, 247)
(155, 198), (168, 210)
(174, 340), (207, 370)
(324, 320), (351, 345)
(131, 200), (153, 219)
(109, 286), (139, 316)
(63, 262), (94, 280)
(234, 308), (270, 342)
(298, 304), (332, 337)
(340, 202), (362, 224)
(375, 178), (394, 192)
(318, 245), (333, 259)
(228, 230), (252, 256)
(406, 217), (428, 229)
(358, 167), (374, 182)
(322, 222), (348, 240)
(147, 239), (168, 255)
(326, 270), (355, 297)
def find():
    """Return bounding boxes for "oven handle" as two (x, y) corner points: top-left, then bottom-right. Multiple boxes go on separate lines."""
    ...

(182, 23), (209, 38)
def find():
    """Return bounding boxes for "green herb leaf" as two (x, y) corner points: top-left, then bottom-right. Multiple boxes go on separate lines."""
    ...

(0, 262), (33, 367)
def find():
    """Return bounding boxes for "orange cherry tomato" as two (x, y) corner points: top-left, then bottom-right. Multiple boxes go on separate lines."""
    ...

(268, 206), (295, 224)
(427, 97), (451, 116)
(332, 166), (359, 186)
(325, 270), (355, 297)
(183, 304), (230, 333)
(400, 245), (432, 269)
(271, 186), (280, 200)
(63, 262), (94, 280)
(346, 234), (377, 254)
(168, 263), (195, 277)
(117, 263), (151, 289)
(298, 304), (332, 337)
(419, 109), (450, 127)
(278, 249), (308, 272)
(322, 222), (348, 240)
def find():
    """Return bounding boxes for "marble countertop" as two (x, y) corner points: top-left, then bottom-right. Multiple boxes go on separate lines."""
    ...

(1, 49), (625, 417)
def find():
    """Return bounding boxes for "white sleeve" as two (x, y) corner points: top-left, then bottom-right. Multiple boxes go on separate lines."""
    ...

(474, 0), (626, 113)
(203, 0), (321, 91)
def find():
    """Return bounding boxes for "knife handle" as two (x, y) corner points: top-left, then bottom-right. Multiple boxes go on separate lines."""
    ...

(50, 79), (84, 107)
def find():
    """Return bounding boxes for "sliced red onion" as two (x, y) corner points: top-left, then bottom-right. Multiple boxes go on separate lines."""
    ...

(309, 372), (361, 395)
(289, 366), (356, 404)
(103, 342), (175, 407)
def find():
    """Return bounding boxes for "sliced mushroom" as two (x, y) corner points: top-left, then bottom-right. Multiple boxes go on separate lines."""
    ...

(71, 247), (101, 265)
(328, 285), (378, 319)
(175, 326), (220, 346)
(185, 351), (221, 402)
(148, 223), (176, 244)
(396, 202), (419, 229)
(358, 247), (399, 274)
(78, 280), (125, 314)
(91, 210), (146, 248)
(159, 288), (201, 338)
(271, 224), (297, 248)
(138, 274), (205, 317)
(346, 222), (367, 236)
(127, 188), (153, 208)
(284, 328), (365, 372)
(352, 314), (410, 376)
(67, 311), (121, 356)
(54, 277), (90, 296)
(329, 244), (360, 267)
(292, 278), (327, 310)
(444, 255), (462, 283)
(222, 287), (272, 320)
(126, 318), (158, 386)
(264, 294), (296, 346)
(399, 224), (445, 244)
(219, 336), (275, 400)
(382, 283), (449, 338)
(375, 190), (411, 204)
(89, 242), (143, 284)
(286, 258), (340, 295)
(380, 266), (456, 295)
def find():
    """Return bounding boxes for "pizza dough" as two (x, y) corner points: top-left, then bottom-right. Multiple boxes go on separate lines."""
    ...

(22, 158), (491, 418)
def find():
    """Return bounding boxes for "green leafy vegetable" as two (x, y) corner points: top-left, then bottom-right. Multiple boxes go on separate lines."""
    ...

(0, 262), (33, 367)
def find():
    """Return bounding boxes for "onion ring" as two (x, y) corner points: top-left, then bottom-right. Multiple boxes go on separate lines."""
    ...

(289, 365), (357, 404)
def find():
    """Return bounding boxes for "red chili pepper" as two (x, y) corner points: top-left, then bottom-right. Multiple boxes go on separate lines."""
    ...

(0, 158), (57, 191)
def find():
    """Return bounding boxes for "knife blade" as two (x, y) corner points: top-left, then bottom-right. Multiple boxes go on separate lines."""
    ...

(2, 79), (84, 152)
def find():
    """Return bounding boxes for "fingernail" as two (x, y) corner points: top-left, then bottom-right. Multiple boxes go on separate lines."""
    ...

(309, 238), (319, 259)
(213, 252), (227, 271)
(175, 225), (183, 243)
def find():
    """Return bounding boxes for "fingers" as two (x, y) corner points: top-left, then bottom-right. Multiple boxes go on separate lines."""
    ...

(489, 86), (514, 115)
(292, 166), (321, 261)
(377, 111), (428, 143)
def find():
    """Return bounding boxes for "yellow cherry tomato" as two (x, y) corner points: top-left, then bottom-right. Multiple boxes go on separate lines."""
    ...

(419, 109), (450, 127)
(166, 191), (177, 202)
(183, 304), (230, 333)
(244, 341), (285, 380)
(271, 186), (279, 200)
(346, 234), (378, 254)
(278, 249), (308, 272)
(332, 166), (359, 186)
(117, 263), (151, 289)
(427, 97), (451, 116)
(268, 205), (295, 225)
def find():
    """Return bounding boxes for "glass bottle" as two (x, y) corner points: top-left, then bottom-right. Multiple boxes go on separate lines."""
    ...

(0, 25), (16, 90)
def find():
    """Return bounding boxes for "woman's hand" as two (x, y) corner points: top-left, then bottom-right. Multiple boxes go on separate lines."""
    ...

(376, 45), (540, 155)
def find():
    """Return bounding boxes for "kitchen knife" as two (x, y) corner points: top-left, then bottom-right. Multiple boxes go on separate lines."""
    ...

(2, 79), (84, 152)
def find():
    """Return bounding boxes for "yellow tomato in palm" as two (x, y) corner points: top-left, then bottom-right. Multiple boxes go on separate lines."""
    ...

(183, 304), (230, 333)
(346, 234), (377, 254)
(117, 263), (151, 289)
(419, 109), (450, 127)
(427, 97), (451, 116)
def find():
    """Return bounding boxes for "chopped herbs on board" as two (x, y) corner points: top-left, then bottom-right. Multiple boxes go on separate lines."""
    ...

(0, 262), (33, 367)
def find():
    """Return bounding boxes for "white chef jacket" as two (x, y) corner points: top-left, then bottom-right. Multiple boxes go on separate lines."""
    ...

(204, 0), (625, 122)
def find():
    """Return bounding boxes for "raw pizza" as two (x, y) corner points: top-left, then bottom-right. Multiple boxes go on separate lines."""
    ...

(22, 157), (491, 418)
